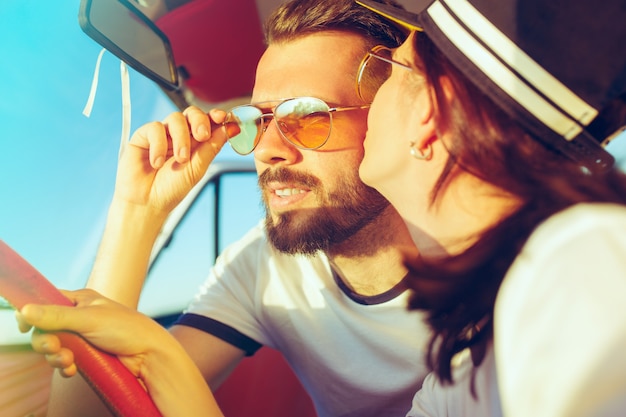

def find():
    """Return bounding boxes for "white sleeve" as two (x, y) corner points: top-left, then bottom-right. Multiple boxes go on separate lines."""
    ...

(406, 372), (442, 417)
(495, 204), (626, 417)
(407, 346), (502, 417)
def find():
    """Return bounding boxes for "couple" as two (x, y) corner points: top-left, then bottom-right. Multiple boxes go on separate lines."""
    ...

(17, 0), (626, 416)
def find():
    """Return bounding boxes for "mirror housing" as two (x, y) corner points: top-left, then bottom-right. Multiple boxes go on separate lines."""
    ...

(78, 0), (179, 90)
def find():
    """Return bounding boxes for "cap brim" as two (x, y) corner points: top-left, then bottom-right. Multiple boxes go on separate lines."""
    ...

(356, 0), (425, 31)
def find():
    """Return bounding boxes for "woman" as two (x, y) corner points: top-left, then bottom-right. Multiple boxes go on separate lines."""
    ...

(354, 0), (626, 416)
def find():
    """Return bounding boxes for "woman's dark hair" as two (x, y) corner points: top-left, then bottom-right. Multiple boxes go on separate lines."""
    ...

(404, 32), (626, 384)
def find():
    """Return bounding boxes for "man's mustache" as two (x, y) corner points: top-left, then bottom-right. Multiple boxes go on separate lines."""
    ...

(258, 167), (321, 190)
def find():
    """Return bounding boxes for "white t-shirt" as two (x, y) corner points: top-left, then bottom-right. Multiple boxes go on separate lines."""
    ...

(178, 222), (431, 417)
(407, 345), (501, 417)
(495, 203), (626, 417)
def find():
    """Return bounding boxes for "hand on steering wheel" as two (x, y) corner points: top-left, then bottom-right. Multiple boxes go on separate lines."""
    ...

(16, 288), (224, 417)
(17, 289), (170, 382)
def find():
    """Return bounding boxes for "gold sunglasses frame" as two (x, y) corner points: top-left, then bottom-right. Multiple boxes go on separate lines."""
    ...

(224, 97), (370, 155)
(356, 45), (413, 100)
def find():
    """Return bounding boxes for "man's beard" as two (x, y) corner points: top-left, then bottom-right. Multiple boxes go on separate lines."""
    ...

(259, 167), (389, 255)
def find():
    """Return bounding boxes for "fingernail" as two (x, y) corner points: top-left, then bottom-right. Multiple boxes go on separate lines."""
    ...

(197, 125), (209, 138)
(23, 304), (43, 320)
(154, 156), (164, 168)
(178, 146), (189, 160)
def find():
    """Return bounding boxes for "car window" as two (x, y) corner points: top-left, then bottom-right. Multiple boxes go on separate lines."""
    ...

(139, 170), (261, 320)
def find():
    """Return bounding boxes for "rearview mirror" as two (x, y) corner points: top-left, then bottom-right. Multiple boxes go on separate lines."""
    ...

(78, 0), (179, 90)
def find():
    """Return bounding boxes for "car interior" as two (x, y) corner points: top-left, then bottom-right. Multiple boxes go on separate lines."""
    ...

(1, 1), (624, 416)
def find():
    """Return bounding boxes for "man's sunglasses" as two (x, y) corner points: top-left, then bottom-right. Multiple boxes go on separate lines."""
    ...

(223, 97), (369, 155)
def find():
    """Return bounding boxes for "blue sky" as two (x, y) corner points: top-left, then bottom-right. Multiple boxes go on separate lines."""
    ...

(0, 1), (171, 287)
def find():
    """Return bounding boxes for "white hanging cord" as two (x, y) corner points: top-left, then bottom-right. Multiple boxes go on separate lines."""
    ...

(119, 61), (131, 159)
(82, 49), (132, 160)
(82, 48), (106, 117)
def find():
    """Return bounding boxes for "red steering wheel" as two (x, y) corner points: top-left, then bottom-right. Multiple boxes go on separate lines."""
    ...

(0, 240), (162, 417)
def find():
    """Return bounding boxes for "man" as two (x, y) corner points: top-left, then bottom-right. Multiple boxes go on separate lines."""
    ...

(46, 1), (430, 416)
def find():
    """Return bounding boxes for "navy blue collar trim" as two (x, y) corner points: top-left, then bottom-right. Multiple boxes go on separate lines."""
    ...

(332, 269), (408, 305)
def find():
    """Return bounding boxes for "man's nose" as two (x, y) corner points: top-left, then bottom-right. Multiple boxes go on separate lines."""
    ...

(253, 118), (301, 165)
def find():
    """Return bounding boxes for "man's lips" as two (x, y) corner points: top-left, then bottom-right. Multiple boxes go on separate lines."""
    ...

(275, 188), (306, 197)
(265, 183), (311, 209)
(259, 167), (319, 211)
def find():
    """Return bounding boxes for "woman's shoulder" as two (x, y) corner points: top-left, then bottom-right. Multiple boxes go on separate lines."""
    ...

(494, 206), (626, 417)
(407, 346), (502, 417)
(496, 201), (626, 332)
(524, 202), (626, 255)
(499, 202), (626, 289)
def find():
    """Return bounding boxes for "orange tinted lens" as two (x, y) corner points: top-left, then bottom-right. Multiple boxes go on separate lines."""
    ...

(359, 49), (392, 101)
(274, 98), (331, 149)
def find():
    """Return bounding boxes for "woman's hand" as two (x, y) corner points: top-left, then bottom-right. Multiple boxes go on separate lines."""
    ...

(114, 106), (229, 214)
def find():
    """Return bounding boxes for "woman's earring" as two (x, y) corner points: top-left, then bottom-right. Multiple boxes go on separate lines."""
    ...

(409, 142), (433, 160)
